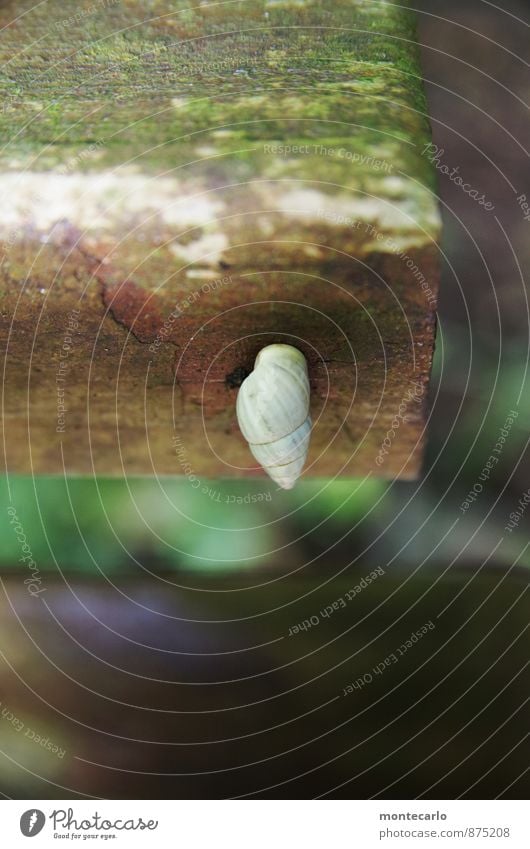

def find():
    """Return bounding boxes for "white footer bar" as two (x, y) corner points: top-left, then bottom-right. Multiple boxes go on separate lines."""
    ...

(2, 800), (527, 848)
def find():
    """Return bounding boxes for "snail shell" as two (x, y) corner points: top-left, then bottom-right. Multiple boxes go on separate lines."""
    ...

(236, 344), (311, 490)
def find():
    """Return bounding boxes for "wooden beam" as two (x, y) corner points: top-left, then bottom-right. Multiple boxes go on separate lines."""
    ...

(0, 0), (440, 479)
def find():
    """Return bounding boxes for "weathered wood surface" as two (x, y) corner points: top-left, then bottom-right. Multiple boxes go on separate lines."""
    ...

(0, 0), (440, 479)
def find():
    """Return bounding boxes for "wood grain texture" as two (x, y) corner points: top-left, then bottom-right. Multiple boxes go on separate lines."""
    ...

(0, 0), (441, 479)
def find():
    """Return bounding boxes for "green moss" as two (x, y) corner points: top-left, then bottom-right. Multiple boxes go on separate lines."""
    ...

(0, 0), (432, 171)
(0, 0), (439, 233)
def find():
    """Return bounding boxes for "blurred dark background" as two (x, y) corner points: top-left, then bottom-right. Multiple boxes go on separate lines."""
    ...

(0, 0), (528, 798)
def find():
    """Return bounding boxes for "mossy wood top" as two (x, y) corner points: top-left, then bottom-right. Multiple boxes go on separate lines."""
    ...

(0, 0), (440, 480)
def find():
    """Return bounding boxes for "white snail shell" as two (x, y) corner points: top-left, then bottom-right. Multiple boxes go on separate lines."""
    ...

(236, 344), (311, 490)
